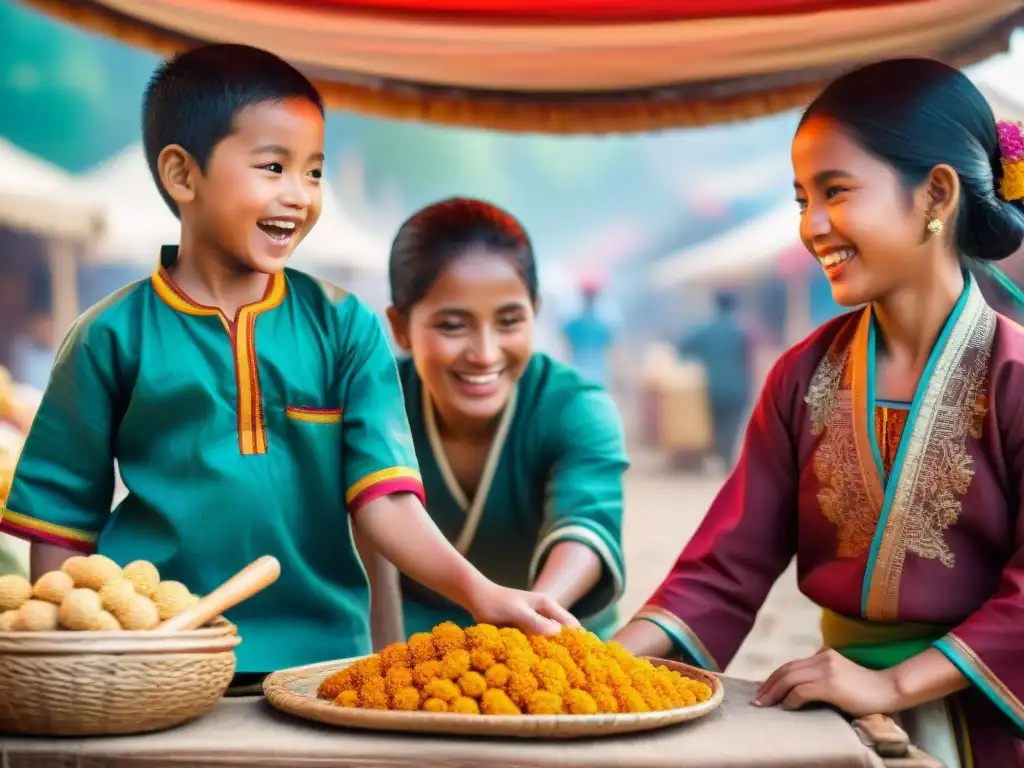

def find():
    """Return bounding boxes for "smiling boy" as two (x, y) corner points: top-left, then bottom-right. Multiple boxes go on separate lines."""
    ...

(0, 44), (575, 682)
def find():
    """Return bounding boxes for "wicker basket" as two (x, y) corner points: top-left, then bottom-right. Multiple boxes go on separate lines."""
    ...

(0, 619), (240, 736)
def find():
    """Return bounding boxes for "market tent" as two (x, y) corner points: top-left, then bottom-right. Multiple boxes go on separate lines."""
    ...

(649, 46), (1024, 288)
(77, 145), (179, 265)
(649, 202), (798, 288)
(0, 136), (101, 242)
(0, 138), (104, 339)
(293, 180), (390, 273)
(78, 144), (388, 271)
(19, 0), (1024, 133)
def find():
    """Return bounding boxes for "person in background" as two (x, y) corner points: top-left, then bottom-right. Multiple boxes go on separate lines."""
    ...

(677, 290), (752, 466)
(614, 58), (1024, 767)
(362, 198), (628, 646)
(9, 312), (56, 393)
(0, 45), (577, 695)
(563, 277), (615, 387)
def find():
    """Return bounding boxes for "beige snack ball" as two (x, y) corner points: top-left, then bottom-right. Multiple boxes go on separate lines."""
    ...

(154, 580), (194, 620)
(85, 554), (124, 590)
(59, 588), (103, 631)
(93, 610), (122, 631)
(122, 560), (159, 598)
(99, 580), (136, 615)
(0, 609), (17, 631)
(60, 556), (91, 587)
(62, 554), (123, 590)
(0, 574), (33, 612)
(14, 599), (60, 631)
(115, 594), (160, 630)
(33, 570), (74, 604)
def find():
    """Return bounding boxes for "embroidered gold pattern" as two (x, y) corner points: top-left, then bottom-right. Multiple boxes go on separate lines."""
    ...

(865, 287), (995, 620)
(807, 348), (879, 557)
(807, 349), (846, 437)
(892, 310), (993, 568)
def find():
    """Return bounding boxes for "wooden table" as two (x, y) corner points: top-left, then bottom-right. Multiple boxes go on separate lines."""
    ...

(0, 678), (943, 768)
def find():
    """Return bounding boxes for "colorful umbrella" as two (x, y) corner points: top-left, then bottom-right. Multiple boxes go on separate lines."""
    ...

(19, 0), (1024, 132)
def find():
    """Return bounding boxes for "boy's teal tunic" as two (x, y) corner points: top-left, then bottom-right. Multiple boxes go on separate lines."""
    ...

(397, 354), (628, 639)
(0, 247), (424, 673)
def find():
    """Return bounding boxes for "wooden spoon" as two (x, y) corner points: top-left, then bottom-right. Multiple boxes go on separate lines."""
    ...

(156, 555), (281, 632)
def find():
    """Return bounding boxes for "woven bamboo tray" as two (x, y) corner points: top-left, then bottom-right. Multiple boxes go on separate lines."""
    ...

(0, 618), (240, 737)
(264, 655), (724, 739)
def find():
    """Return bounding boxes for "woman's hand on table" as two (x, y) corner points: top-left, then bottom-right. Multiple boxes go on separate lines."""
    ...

(466, 579), (581, 637)
(752, 649), (900, 717)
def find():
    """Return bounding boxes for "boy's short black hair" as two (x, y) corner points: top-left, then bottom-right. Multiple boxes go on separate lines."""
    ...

(143, 43), (324, 216)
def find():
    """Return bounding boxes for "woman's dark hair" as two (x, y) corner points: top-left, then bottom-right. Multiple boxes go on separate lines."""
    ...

(389, 197), (538, 314)
(801, 57), (1024, 262)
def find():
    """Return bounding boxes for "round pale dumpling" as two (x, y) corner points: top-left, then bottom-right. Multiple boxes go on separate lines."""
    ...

(33, 570), (74, 605)
(62, 555), (122, 590)
(14, 599), (60, 631)
(59, 588), (103, 631)
(84, 554), (124, 590)
(0, 609), (17, 631)
(153, 580), (193, 620)
(93, 610), (122, 631)
(115, 594), (160, 630)
(122, 560), (160, 598)
(99, 580), (136, 615)
(0, 574), (33, 612)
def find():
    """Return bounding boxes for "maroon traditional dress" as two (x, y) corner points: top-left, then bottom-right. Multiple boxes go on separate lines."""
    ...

(635, 273), (1024, 767)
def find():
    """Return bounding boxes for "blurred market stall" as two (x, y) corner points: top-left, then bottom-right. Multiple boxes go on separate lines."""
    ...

(18, 0), (1024, 133)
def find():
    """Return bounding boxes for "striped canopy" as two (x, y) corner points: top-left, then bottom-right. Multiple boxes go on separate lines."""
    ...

(20, 0), (1024, 133)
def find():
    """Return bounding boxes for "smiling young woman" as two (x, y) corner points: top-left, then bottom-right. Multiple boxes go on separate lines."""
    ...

(359, 198), (629, 644)
(612, 58), (1024, 768)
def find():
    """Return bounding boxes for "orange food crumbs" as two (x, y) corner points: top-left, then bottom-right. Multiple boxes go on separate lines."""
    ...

(432, 621), (467, 657)
(441, 649), (471, 680)
(452, 696), (481, 714)
(377, 642), (409, 672)
(470, 649), (496, 672)
(592, 684), (619, 713)
(359, 678), (389, 709)
(481, 689), (520, 715)
(506, 671), (541, 708)
(422, 697), (448, 713)
(525, 690), (563, 715)
(319, 625), (714, 716)
(412, 660), (444, 687)
(566, 689), (599, 715)
(484, 663), (511, 690)
(407, 632), (437, 664)
(534, 658), (570, 696)
(334, 690), (359, 708)
(391, 686), (421, 711)
(457, 671), (488, 699)
(423, 678), (461, 704)
(384, 665), (414, 697)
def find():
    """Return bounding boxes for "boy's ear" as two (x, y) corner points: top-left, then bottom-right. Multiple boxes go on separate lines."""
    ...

(157, 144), (198, 209)
(386, 306), (412, 352)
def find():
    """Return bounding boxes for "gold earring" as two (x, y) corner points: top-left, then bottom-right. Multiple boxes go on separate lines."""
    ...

(927, 218), (944, 235)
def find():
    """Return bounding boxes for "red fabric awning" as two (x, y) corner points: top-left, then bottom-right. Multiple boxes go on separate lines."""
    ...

(18, 0), (1024, 133)
(244, 0), (924, 22)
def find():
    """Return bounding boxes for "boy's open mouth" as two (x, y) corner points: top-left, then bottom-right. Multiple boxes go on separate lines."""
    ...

(257, 218), (298, 244)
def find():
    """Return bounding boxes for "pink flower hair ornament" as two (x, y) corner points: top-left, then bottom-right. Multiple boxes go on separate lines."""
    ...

(996, 120), (1024, 202)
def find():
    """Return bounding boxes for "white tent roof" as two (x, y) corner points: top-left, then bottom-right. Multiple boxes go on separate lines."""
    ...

(78, 144), (388, 270)
(0, 137), (102, 242)
(647, 57), (1024, 292)
(293, 178), (389, 271)
(649, 202), (799, 288)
